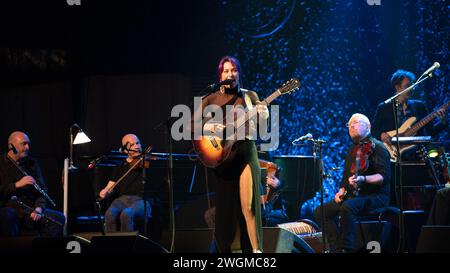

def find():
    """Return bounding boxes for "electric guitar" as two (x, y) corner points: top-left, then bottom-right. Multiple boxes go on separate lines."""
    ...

(193, 78), (300, 168)
(383, 101), (449, 162)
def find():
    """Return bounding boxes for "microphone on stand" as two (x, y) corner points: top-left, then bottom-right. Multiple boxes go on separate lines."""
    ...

(205, 79), (236, 92)
(292, 133), (327, 145)
(293, 133), (313, 143)
(88, 155), (107, 169)
(9, 144), (18, 154)
(420, 62), (440, 77)
(119, 142), (130, 153)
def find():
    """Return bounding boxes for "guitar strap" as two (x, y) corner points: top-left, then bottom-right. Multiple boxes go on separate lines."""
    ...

(242, 90), (254, 111)
(204, 94), (240, 125)
(219, 93), (240, 114)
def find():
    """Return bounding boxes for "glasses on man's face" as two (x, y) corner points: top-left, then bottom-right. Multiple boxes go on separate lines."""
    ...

(346, 121), (363, 128)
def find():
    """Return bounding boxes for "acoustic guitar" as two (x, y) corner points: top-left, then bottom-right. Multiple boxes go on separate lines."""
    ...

(193, 78), (300, 168)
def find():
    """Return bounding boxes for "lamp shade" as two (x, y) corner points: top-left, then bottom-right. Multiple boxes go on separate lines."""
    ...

(73, 130), (91, 145)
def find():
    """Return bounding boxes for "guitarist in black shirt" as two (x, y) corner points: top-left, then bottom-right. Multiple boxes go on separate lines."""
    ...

(372, 69), (447, 161)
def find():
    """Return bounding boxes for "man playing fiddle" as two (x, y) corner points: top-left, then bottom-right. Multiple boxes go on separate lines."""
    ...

(99, 134), (152, 232)
(314, 114), (391, 252)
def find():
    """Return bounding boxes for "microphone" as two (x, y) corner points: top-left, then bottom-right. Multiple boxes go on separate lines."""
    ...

(9, 144), (18, 154)
(88, 155), (107, 169)
(294, 133), (313, 142)
(206, 79), (236, 92)
(421, 62), (440, 77)
(119, 142), (130, 153)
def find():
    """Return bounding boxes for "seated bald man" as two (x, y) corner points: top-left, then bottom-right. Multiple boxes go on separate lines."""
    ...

(314, 113), (391, 253)
(99, 134), (152, 232)
(0, 131), (65, 237)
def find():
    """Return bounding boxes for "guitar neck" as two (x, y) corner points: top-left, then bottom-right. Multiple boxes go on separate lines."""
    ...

(234, 90), (282, 130)
(262, 90), (282, 106)
(407, 102), (449, 136)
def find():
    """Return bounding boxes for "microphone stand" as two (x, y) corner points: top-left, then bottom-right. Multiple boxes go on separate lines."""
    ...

(167, 120), (175, 253)
(391, 99), (405, 253)
(153, 116), (176, 253)
(151, 80), (236, 253)
(141, 146), (151, 238)
(312, 138), (327, 253)
(383, 71), (434, 253)
(293, 137), (327, 252)
(383, 75), (431, 105)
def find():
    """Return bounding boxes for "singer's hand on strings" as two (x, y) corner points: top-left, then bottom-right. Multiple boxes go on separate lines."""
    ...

(30, 207), (43, 222)
(256, 104), (269, 119)
(203, 123), (225, 134)
(15, 176), (36, 189)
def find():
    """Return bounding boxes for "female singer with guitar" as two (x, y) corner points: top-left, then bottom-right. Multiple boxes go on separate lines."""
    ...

(313, 114), (391, 253)
(192, 56), (269, 253)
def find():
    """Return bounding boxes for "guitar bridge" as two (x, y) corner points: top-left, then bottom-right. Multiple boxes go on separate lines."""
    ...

(209, 137), (220, 150)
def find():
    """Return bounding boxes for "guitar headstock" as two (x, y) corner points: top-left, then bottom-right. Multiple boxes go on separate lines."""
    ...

(279, 78), (300, 95)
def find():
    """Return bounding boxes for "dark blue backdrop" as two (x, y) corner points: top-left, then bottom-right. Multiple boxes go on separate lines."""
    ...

(0, 0), (448, 220)
(221, 0), (449, 217)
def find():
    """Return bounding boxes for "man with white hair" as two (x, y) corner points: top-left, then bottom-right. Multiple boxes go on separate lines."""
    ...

(314, 113), (391, 253)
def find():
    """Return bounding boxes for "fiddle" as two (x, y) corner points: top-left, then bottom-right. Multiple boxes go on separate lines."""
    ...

(349, 138), (375, 196)
(259, 159), (278, 204)
(129, 154), (153, 169)
(97, 146), (152, 202)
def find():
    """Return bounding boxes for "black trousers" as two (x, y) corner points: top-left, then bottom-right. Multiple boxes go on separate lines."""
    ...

(0, 206), (65, 237)
(427, 186), (450, 225)
(314, 194), (389, 252)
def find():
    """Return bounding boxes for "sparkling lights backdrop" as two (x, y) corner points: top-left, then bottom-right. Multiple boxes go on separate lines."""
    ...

(222, 0), (449, 219)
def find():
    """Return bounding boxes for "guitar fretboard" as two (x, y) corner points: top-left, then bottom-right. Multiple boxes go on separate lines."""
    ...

(262, 90), (282, 106)
(405, 101), (450, 136)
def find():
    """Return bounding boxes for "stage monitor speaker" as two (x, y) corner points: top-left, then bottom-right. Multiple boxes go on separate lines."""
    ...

(416, 226), (450, 253)
(85, 232), (168, 253)
(159, 227), (314, 253)
(263, 227), (314, 253)
(160, 228), (214, 253)
(354, 221), (399, 253)
(32, 236), (90, 253)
